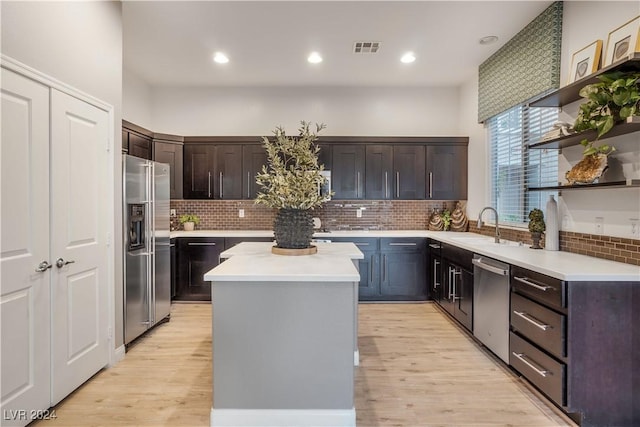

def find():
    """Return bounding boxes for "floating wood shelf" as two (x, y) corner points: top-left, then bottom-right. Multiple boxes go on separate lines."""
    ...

(529, 53), (640, 108)
(529, 117), (640, 150)
(528, 179), (640, 192)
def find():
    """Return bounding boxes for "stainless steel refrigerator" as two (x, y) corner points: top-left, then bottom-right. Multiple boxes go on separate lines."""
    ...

(123, 154), (171, 345)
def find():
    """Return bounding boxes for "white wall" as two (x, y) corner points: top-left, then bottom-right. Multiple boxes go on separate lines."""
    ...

(1, 1), (125, 347)
(123, 67), (153, 129)
(458, 74), (487, 220)
(458, 1), (640, 239)
(149, 86), (461, 136)
(557, 1), (640, 239)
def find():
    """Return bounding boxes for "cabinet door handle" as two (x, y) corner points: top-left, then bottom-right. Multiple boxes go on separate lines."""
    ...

(389, 242), (417, 246)
(396, 172), (400, 198)
(369, 255), (374, 284)
(513, 310), (551, 331)
(512, 352), (550, 378)
(247, 171), (251, 198)
(433, 259), (440, 287)
(188, 242), (217, 246)
(219, 172), (223, 198)
(428, 243), (441, 249)
(514, 276), (553, 292)
(208, 172), (212, 198)
(356, 172), (361, 197)
(354, 242), (370, 246)
(382, 254), (387, 282)
(429, 172), (433, 198)
(384, 172), (388, 198)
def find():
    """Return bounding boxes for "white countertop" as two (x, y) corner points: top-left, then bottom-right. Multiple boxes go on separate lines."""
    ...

(204, 251), (361, 283)
(177, 229), (640, 282)
(221, 241), (364, 260)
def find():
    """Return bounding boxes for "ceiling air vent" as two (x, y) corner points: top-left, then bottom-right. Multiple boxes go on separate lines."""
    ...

(353, 41), (381, 54)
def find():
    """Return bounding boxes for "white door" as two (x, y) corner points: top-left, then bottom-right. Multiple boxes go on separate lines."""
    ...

(49, 89), (109, 405)
(0, 70), (51, 426)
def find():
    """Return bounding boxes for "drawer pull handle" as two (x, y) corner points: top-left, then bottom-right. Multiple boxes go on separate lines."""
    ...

(428, 243), (441, 249)
(354, 243), (370, 246)
(514, 276), (553, 292)
(512, 352), (550, 378)
(389, 242), (417, 246)
(513, 310), (551, 331)
(188, 242), (217, 246)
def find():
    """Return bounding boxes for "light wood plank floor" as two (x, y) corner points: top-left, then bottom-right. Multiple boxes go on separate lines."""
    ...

(34, 303), (576, 427)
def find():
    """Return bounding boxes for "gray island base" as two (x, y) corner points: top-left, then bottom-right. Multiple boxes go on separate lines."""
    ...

(205, 242), (362, 427)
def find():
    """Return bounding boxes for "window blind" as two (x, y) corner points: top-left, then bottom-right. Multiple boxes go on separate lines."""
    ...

(488, 104), (559, 227)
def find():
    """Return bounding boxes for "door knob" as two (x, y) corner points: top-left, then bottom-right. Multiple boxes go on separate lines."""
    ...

(56, 258), (75, 268)
(35, 261), (52, 272)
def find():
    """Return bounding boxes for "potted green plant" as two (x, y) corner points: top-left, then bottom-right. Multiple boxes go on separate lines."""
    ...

(255, 121), (332, 252)
(527, 209), (545, 249)
(567, 71), (638, 184)
(440, 209), (452, 231)
(179, 214), (200, 231)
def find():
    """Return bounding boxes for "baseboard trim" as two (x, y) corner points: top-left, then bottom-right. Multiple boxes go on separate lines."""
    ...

(109, 345), (126, 367)
(210, 408), (356, 427)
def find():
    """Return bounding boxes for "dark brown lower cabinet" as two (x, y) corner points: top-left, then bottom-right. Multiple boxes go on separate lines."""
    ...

(509, 266), (639, 427)
(437, 243), (473, 331)
(175, 238), (224, 301)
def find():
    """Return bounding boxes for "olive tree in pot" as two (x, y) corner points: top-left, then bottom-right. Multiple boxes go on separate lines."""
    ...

(255, 121), (332, 253)
(527, 209), (545, 250)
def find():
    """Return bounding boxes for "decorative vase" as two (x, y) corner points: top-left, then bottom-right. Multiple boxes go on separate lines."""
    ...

(273, 208), (314, 250)
(428, 208), (444, 231)
(450, 202), (469, 232)
(545, 195), (559, 251)
(530, 232), (543, 249)
(183, 221), (195, 231)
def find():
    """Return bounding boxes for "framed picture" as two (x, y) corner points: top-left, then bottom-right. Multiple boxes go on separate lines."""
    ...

(604, 16), (640, 66)
(568, 40), (603, 84)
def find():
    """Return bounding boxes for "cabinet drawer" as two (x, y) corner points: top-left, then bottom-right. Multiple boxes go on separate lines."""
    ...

(380, 237), (425, 252)
(329, 237), (379, 251)
(510, 332), (565, 406)
(511, 266), (565, 311)
(511, 293), (565, 359)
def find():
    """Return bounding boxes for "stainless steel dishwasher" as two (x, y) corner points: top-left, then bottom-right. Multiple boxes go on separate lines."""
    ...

(472, 254), (510, 363)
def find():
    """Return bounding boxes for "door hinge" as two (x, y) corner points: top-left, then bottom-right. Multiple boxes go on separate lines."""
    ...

(106, 137), (111, 153)
(106, 232), (112, 246)
(108, 327), (113, 339)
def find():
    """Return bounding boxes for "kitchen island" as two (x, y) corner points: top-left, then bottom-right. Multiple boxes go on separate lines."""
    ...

(204, 242), (361, 427)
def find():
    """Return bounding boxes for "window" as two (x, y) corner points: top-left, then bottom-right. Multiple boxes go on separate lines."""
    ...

(487, 104), (559, 227)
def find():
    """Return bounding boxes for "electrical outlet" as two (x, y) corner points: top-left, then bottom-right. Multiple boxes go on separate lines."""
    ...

(594, 217), (604, 235)
(170, 209), (176, 217)
(631, 219), (639, 237)
(356, 209), (362, 218)
(239, 209), (245, 218)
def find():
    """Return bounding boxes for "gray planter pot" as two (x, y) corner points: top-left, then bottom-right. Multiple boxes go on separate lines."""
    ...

(273, 208), (314, 249)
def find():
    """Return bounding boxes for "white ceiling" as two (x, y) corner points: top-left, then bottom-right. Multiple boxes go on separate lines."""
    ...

(123, 1), (554, 88)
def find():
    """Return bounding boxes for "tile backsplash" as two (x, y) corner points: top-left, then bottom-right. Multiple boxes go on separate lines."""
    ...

(171, 199), (639, 266)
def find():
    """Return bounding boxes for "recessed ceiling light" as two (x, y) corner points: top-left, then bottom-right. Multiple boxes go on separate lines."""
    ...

(308, 52), (323, 64)
(400, 52), (416, 64)
(213, 52), (229, 64)
(479, 35), (499, 45)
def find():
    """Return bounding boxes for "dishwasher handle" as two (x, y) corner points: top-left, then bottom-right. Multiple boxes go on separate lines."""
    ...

(472, 257), (508, 276)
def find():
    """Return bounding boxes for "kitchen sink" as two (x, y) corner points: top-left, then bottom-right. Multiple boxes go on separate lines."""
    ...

(448, 236), (522, 247)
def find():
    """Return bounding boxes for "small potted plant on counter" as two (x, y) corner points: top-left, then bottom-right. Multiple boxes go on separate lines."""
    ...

(527, 209), (545, 249)
(179, 214), (200, 231)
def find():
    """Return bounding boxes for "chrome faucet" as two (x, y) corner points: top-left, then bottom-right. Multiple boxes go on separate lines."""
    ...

(477, 207), (501, 244)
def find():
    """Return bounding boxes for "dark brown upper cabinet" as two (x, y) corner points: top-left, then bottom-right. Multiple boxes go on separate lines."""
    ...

(214, 145), (243, 199)
(242, 144), (268, 199)
(393, 145), (426, 199)
(365, 145), (393, 199)
(183, 144), (216, 199)
(332, 145), (366, 199)
(153, 137), (183, 199)
(426, 144), (468, 200)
